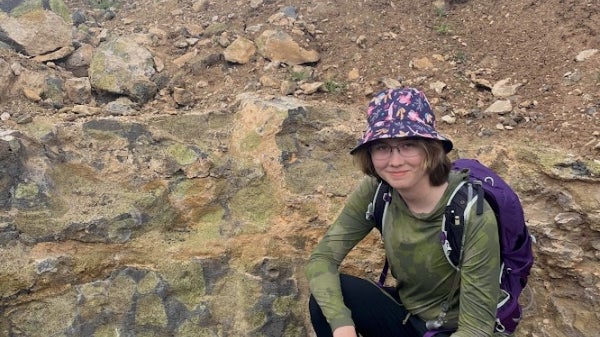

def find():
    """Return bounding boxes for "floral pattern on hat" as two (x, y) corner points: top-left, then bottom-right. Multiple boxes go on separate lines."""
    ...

(350, 87), (453, 154)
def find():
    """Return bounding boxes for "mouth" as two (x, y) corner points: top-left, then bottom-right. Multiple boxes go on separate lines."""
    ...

(388, 171), (409, 178)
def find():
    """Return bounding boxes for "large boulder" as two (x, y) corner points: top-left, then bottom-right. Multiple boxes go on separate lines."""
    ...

(0, 0), (72, 58)
(89, 37), (158, 103)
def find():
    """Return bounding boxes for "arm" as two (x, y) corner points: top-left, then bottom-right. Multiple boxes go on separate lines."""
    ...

(305, 177), (376, 331)
(451, 203), (501, 337)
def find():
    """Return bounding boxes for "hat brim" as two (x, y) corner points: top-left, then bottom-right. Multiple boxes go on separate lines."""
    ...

(350, 134), (453, 154)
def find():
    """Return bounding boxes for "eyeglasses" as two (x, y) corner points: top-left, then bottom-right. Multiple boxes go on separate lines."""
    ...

(369, 141), (421, 160)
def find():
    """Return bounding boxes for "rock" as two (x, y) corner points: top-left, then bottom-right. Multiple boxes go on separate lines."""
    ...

(432, 0), (449, 11)
(173, 50), (198, 68)
(563, 70), (582, 85)
(539, 240), (584, 269)
(63, 44), (95, 77)
(491, 78), (522, 98)
(103, 97), (139, 116)
(441, 115), (456, 124)
(223, 37), (257, 64)
(356, 35), (367, 48)
(203, 22), (228, 38)
(0, 7), (72, 57)
(281, 6), (299, 19)
(575, 49), (598, 62)
(22, 87), (41, 102)
(9, 62), (24, 76)
(185, 23), (204, 36)
(429, 81), (447, 94)
(555, 212), (584, 230)
(217, 32), (230, 48)
(300, 82), (323, 94)
(245, 23), (263, 33)
(485, 100), (513, 115)
(33, 46), (75, 63)
(410, 57), (434, 70)
(0, 58), (13, 100)
(185, 38), (202, 49)
(466, 70), (493, 90)
(590, 212), (600, 232)
(65, 77), (92, 105)
(172, 87), (195, 106)
(382, 78), (402, 89)
(454, 108), (471, 117)
(71, 105), (101, 116)
(267, 12), (287, 25)
(260, 75), (279, 88)
(153, 56), (165, 73)
(192, 0), (210, 12)
(255, 29), (320, 65)
(347, 68), (360, 81)
(280, 80), (297, 95)
(89, 37), (157, 103)
(250, 0), (264, 9)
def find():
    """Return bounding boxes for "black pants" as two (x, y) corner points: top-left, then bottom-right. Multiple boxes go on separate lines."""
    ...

(309, 274), (450, 337)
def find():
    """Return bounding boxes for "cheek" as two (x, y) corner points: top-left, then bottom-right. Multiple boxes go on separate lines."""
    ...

(410, 158), (427, 173)
(371, 159), (387, 172)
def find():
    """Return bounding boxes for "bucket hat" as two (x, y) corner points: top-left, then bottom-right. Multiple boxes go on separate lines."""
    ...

(350, 87), (453, 154)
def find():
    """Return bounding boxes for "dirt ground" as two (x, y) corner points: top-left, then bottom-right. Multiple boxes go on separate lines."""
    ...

(56, 0), (600, 159)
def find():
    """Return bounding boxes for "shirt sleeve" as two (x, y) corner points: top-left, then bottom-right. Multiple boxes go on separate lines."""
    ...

(451, 199), (501, 337)
(305, 177), (377, 330)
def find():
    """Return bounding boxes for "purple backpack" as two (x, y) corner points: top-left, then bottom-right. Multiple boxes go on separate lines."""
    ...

(369, 158), (534, 335)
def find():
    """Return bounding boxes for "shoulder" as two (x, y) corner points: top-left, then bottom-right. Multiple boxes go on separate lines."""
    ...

(438, 170), (469, 206)
(351, 175), (380, 199)
(341, 176), (380, 218)
(448, 168), (469, 186)
(464, 193), (499, 245)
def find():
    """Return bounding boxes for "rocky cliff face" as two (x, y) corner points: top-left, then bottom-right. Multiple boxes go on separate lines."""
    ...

(2, 94), (600, 336)
(1, 0), (599, 336)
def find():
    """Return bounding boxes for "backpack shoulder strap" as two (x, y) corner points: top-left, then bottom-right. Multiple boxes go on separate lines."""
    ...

(366, 180), (392, 287)
(442, 180), (469, 269)
(429, 179), (483, 329)
(366, 180), (391, 233)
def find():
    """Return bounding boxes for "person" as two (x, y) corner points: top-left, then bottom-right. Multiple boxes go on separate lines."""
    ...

(305, 87), (501, 337)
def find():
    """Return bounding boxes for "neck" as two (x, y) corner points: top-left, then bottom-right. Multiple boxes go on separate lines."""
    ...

(399, 182), (448, 214)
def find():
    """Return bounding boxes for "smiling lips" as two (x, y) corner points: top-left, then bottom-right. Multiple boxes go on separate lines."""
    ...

(388, 170), (409, 178)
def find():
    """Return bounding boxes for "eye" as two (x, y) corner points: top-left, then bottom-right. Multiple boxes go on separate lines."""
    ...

(371, 143), (390, 152)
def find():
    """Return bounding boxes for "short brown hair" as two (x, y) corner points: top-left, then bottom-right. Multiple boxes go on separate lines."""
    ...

(353, 139), (451, 186)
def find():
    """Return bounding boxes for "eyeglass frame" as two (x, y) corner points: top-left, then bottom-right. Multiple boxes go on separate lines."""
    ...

(368, 140), (423, 160)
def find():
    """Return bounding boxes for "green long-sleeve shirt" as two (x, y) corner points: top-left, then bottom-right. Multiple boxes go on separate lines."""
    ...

(306, 171), (501, 336)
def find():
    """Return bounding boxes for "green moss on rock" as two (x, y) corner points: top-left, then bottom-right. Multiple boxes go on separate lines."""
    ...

(161, 261), (206, 309)
(240, 130), (262, 152)
(135, 294), (167, 327)
(14, 182), (39, 200)
(167, 143), (199, 166)
(107, 272), (137, 315)
(10, 1), (70, 23)
(194, 206), (225, 242)
(230, 181), (278, 234)
(176, 321), (219, 337)
(138, 271), (161, 294)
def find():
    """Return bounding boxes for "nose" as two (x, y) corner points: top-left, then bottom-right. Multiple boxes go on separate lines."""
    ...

(388, 147), (406, 165)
